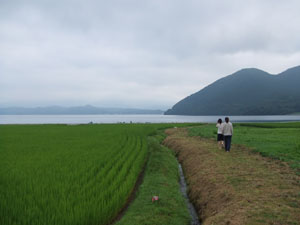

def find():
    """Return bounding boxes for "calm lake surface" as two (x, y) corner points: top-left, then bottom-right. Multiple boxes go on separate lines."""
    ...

(1, 114), (300, 124)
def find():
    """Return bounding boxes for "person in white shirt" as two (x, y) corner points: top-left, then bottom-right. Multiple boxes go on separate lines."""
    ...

(223, 117), (233, 152)
(216, 118), (224, 149)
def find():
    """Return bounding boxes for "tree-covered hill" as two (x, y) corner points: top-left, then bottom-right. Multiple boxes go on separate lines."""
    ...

(165, 66), (300, 115)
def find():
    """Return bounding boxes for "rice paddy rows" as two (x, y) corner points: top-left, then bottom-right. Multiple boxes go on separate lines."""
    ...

(0, 124), (155, 225)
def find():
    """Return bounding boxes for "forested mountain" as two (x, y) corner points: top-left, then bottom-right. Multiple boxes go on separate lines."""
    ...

(165, 66), (300, 115)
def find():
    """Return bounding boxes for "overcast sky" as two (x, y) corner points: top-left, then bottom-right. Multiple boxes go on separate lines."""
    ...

(1, 0), (300, 109)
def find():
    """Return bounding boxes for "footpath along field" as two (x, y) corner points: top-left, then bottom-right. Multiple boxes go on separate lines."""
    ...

(189, 122), (300, 173)
(0, 123), (197, 225)
(164, 122), (300, 225)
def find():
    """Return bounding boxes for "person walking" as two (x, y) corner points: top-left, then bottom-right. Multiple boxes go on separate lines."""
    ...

(223, 117), (233, 152)
(216, 118), (224, 149)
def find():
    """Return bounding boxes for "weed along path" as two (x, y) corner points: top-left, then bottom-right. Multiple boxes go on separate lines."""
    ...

(163, 128), (300, 225)
(115, 135), (192, 225)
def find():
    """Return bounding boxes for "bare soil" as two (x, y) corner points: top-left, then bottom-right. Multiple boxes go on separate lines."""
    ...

(163, 128), (300, 225)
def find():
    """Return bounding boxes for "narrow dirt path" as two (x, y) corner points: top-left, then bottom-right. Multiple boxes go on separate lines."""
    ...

(163, 128), (300, 225)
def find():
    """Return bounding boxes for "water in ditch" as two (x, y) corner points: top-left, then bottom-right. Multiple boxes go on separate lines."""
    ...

(178, 163), (201, 225)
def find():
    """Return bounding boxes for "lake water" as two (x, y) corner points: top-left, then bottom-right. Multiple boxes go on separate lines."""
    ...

(1, 114), (300, 124)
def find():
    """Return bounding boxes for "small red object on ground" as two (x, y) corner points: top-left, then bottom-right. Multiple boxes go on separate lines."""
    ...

(152, 196), (159, 202)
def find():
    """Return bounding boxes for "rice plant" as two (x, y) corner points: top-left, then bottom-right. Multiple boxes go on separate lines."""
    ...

(0, 124), (156, 225)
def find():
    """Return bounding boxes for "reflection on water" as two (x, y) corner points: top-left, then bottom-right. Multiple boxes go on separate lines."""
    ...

(1, 114), (300, 124)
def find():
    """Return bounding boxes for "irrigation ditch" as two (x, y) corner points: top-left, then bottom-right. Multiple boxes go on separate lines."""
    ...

(178, 162), (201, 225)
(113, 133), (193, 225)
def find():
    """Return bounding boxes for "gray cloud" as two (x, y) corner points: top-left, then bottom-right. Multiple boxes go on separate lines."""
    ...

(1, 0), (300, 109)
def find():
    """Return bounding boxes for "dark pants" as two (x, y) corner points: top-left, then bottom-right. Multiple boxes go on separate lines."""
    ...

(224, 135), (232, 151)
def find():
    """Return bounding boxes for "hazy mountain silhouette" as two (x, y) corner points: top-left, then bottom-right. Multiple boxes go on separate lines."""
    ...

(0, 105), (164, 115)
(165, 66), (300, 115)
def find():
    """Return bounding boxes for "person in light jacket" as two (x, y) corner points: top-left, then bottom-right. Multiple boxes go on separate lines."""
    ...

(216, 118), (224, 149)
(223, 117), (233, 152)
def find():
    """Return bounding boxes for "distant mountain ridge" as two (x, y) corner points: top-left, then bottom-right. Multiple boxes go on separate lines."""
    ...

(0, 105), (164, 115)
(165, 65), (300, 115)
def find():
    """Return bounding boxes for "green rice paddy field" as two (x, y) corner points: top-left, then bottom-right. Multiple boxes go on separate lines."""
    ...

(0, 124), (182, 225)
(1, 122), (300, 225)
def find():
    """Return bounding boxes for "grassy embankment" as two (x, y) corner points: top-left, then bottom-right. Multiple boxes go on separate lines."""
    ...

(189, 122), (300, 173)
(0, 123), (195, 225)
(115, 129), (191, 225)
(163, 122), (300, 224)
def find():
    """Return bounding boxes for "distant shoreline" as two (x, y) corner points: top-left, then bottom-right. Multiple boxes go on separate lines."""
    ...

(1, 114), (300, 125)
(0, 105), (164, 115)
